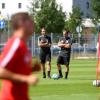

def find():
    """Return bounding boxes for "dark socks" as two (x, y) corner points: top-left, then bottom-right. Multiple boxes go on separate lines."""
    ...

(48, 71), (51, 78)
(59, 70), (63, 77)
(43, 71), (51, 78)
(43, 72), (46, 78)
(65, 72), (69, 79)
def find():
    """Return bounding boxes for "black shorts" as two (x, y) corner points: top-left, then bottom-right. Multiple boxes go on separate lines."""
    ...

(40, 52), (51, 64)
(57, 55), (70, 65)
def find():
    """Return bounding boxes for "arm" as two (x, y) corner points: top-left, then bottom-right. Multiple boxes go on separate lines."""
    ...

(44, 43), (52, 47)
(64, 38), (72, 48)
(58, 37), (65, 47)
(38, 37), (48, 47)
(47, 37), (52, 47)
(38, 36), (52, 48)
(38, 42), (49, 47)
(64, 43), (71, 48)
(0, 38), (38, 86)
(0, 68), (27, 82)
(31, 57), (41, 72)
(58, 42), (66, 47)
(0, 68), (39, 85)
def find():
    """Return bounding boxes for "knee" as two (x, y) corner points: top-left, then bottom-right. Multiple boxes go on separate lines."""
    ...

(47, 62), (51, 66)
(57, 64), (60, 67)
(65, 64), (69, 68)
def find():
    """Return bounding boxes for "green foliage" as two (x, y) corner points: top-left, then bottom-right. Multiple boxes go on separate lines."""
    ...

(29, 0), (40, 18)
(91, 0), (100, 20)
(34, 0), (65, 33)
(65, 7), (83, 34)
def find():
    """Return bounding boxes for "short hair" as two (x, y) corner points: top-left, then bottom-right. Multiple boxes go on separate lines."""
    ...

(41, 27), (46, 30)
(63, 29), (68, 33)
(11, 12), (31, 30)
(41, 27), (46, 31)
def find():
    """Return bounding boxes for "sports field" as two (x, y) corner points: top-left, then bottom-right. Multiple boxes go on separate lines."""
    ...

(30, 59), (99, 100)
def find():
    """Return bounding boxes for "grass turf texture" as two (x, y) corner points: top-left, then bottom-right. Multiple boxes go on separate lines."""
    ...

(30, 59), (99, 100)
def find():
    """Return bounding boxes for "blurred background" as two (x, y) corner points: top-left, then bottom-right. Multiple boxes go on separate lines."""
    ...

(0, 0), (100, 59)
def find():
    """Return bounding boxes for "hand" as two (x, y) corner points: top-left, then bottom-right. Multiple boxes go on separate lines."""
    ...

(26, 75), (39, 86)
(44, 42), (48, 45)
(64, 45), (68, 48)
(32, 57), (41, 72)
(40, 41), (48, 45)
(64, 44), (70, 48)
(32, 63), (41, 72)
(39, 42), (48, 47)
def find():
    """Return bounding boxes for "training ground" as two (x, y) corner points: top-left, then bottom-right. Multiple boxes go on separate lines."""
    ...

(29, 58), (99, 100)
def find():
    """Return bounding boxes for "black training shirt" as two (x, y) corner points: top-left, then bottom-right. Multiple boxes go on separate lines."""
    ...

(38, 35), (51, 53)
(59, 36), (72, 55)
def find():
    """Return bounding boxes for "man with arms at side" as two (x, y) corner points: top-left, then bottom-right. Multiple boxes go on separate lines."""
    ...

(38, 27), (52, 78)
(57, 29), (72, 79)
(0, 12), (40, 100)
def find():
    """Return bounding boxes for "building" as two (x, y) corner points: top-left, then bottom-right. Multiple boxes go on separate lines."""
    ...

(0, 0), (92, 18)
(73, 0), (92, 18)
(57, 0), (92, 18)
(0, 0), (32, 18)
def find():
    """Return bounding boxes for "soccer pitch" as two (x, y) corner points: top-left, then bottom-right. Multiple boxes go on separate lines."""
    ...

(30, 59), (99, 100)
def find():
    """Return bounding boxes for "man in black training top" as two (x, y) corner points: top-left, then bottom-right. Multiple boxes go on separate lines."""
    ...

(38, 27), (52, 78)
(57, 29), (72, 79)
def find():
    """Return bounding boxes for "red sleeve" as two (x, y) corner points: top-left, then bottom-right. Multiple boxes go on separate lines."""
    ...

(0, 38), (21, 68)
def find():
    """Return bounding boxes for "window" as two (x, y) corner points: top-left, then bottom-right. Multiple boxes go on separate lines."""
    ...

(2, 3), (5, 9)
(86, 2), (89, 9)
(18, 3), (22, 9)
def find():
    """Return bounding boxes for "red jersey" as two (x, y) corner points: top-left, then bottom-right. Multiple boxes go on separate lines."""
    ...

(0, 36), (32, 100)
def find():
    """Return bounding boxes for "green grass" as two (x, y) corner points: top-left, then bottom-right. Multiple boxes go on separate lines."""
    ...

(29, 59), (99, 100)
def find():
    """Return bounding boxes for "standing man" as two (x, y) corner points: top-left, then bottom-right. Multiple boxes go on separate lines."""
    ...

(0, 12), (40, 100)
(38, 27), (52, 78)
(57, 29), (72, 79)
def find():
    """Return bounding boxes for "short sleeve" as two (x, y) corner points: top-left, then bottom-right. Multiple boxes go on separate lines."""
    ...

(48, 37), (52, 44)
(67, 38), (72, 45)
(38, 36), (41, 41)
(0, 38), (21, 68)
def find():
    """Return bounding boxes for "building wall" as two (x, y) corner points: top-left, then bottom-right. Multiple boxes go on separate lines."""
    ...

(73, 0), (92, 18)
(0, 0), (93, 18)
(57, 0), (93, 18)
(0, 0), (31, 17)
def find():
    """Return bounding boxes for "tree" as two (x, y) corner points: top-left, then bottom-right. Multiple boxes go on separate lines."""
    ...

(65, 7), (83, 34)
(34, 0), (65, 33)
(91, 0), (100, 20)
(29, 0), (40, 18)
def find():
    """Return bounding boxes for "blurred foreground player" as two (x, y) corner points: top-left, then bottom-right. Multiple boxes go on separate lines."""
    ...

(38, 27), (52, 78)
(57, 29), (72, 79)
(0, 12), (41, 100)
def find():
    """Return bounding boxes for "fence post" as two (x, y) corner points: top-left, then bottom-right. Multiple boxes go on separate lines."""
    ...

(33, 32), (36, 56)
(7, 14), (10, 40)
(31, 35), (34, 57)
(51, 33), (53, 57)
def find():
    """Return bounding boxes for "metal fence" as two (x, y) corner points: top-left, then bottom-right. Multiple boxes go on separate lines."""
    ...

(0, 32), (98, 59)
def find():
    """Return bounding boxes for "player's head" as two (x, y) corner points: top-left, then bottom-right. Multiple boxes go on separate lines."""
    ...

(41, 27), (46, 35)
(11, 12), (34, 36)
(63, 29), (68, 37)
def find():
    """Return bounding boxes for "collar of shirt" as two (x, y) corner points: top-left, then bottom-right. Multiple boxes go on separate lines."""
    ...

(41, 35), (47, 37)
